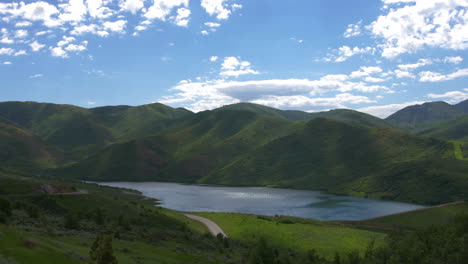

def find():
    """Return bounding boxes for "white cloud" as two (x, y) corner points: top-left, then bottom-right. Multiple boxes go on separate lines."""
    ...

(14, 29), (28, 38)
(144, 0), (188, 21)
(64, 41), (88, 52)
(30, 41), (46, 52)
(174, 7), (190, 27)
(370, 0), (468, 58)
(220, 57), (259, 77)
(344, 21), (362, 38)
(444, 56), (463, 64)
(393, 69), (415, 79)
(3, 61), (12, 65)
(103, 20), (127, 33)
(427, 90), (468, 103)
(289, 37), (304, 43)
(326, 46), (375, 62)
(58, 0), (88, 22)
(50, 46), (68, 58)
(358, 101), (427, 118)
(350, 66), (383, 79)
(210, 56), (218, 62)
(119, 0), (144, 14)
(159, 71), (391, 112)
(30, 73), (43, 78)
(17, 1), (61, 27)
(419, 68), (468, 82)
(15, 21), (32, 27)
(201, 30), (209, 35)
(14, 50), (27, 56)
(201, 0), (241, 20)
(57, 36), (76, 47)
(398, 59), (432, 71)
(364, 77), (386, 83)
(0, 47), (14, 55)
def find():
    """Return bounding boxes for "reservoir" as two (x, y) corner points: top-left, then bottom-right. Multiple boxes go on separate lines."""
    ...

(98, 181), (425, 221)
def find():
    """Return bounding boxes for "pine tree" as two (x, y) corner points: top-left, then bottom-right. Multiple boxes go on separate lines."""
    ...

(90, 234), (118, 264)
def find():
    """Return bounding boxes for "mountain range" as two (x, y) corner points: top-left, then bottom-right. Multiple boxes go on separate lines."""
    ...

(1, 99), (468, 204)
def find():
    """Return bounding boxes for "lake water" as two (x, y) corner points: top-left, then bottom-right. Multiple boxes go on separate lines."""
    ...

(98, 182), (425, 221)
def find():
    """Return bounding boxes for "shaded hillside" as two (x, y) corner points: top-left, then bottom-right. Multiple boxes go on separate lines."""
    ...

(0, 101), (192, 159)
(218, 102), (393, 128)
(61, 110), (301, 182)
(419, 115), (468, 141)
(62, 116), (468, 204)
(386, 100), (468, 132)
(204, 119), (468, 204)
(0, 122), (61, 172)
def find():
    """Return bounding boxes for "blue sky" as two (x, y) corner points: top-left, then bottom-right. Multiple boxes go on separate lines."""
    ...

(0, 0), (467, 117)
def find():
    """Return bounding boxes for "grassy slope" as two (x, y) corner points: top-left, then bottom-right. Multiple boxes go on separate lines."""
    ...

(63, 110), (301, 182)
(419, 115), (468, 142)
(0, 123), (61, 172)
(0, 170), (245, 264)
(0, 101), (193, 161)
(207, 118), (468, 204)
(195, 212), (386, 259)
(368, 202), (468, 230)
(386, 99), (468, 133)
(218, 102), (394, 128)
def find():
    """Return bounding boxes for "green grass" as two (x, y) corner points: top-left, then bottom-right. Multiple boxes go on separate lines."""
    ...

(369, 202), (468, 229)
(0, 225), (217, 264)
(194, 212), (386, 259)
(452, 141), (468, 160)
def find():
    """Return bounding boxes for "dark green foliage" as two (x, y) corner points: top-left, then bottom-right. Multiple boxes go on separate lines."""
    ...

(90, 234), (118, 264)
(64, 214), (79, 230)
(95, 208), (105, 225)
(419, 115), (468, 141)
(0, 198), (11, 216)
(248, 238), (276, 264)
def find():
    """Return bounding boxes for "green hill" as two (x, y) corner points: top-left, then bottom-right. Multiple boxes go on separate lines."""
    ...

(419, 115), (468, 141)
(218, 102), (394, 128)
(204, 118), (468, 204)
(0, 122), (61, 172)
(63, 115), (468, 205)
(0, 101), (192, 159)
(62, 110), (301, 182)
(386, 100), (468, 132)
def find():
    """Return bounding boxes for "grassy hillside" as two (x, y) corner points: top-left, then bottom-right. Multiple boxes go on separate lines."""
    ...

(205, 118), (468, 204)
(386, 100), (468, 132)
(0, 101), (192, 160)
(367, 202), (468, 230)
(63, 110), (301, 182)
(419, 115), (468, 141)
(194, 212), (386, 260)
(0, 123), (61, 172)
(218, 103), (394, 128)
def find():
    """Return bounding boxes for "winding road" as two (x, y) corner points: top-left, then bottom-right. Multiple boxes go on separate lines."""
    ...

(184, 214), (228, 238)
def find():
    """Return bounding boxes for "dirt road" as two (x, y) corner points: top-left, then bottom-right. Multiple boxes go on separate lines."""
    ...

(184, 214), (228, 238)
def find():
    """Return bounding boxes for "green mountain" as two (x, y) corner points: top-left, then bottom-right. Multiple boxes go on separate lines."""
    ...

(218, 103), (393, 128)
(62, 110), (301, 182)
(63, 112), (468, 204)
(419, 115), (468, 141)
(0, 101), (192, 159)
(205, 118), (468, 204)
(386, 100), (468, 132)
(0, 122), (61, 172)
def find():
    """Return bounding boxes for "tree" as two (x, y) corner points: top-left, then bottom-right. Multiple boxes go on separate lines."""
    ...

(95, 209), (104, 225)
(90, 234), (118, 264)
(64, 214), (79, 230)
(0, 198), (11, 216)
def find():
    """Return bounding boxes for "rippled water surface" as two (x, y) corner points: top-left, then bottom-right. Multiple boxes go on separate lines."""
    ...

(98, 182), (425, 220)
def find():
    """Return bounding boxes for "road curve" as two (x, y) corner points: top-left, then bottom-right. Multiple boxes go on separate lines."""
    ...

(184, 214), (228, 238)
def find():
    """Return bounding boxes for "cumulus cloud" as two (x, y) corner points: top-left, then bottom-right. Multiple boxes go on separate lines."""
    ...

(50, 46), (68, 58)
(343, 21), (362, 38)
(398, 59), (432, 71)
(0, 47), (14, 55)
(29, 41), (46, 52)
(350, 66), (383, 79)
(144, 0), (188, 20)
(419, 68), (468, 82)
(370, 0), (468, 58)
(210, 56), (218, 62)
(14, 29), (28, 38)
(3, 61), (12, 65)
(444, 56), (463, 64)
(103, 20), (127, 33)
(201, 0), (241, 20)
(220, 57), (259, 77)
(174, 7), (191, 27)
(325, 46), (375, 62)
(427, 90), (468, 103)
(119, 0), (144, 14)
(158, 67), (392, 112)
